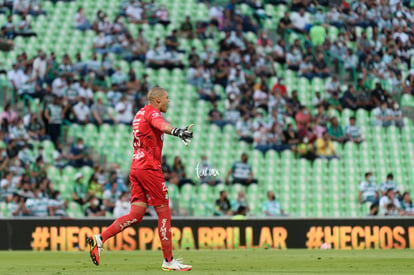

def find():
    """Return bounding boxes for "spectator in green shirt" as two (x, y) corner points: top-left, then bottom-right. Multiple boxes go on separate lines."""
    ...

(87, 172), (104, 203)
(327, 117), (345, 144)
(45, 52), (59, 84)
(179, 16), (194, 39)
(310, 23), (326, 46)
(328, 92), (342, 113)
(30, 156), (47, 184)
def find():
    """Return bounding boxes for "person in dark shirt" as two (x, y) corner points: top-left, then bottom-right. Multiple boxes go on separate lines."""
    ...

(215, 190), (232, 216)
(219, 31), (234, 53)
(356, 78), (375, 111)
(161, 155), (172, 182)
(277, 11), (292, 36)
(85, 196), (105, 217)
(286, 90), (301, 116)
(224, 0), (237, 21)
(239, 89), (255, 116)
(313, 53), (330, 78)
(291, 0), (307, 12)
(372, 82), (390, 106)
(341, 85), (358, 110)
(188, 47), (198, 65)
(165, 30), (179, 52)
(283, 123), (300, 150)
(179, 16), (194, 39)
(68, 138), (93, 168)
(6, 139), (18, 159)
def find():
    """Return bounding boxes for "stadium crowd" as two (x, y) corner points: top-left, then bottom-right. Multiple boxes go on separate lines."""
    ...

(1, 0), (414, 218)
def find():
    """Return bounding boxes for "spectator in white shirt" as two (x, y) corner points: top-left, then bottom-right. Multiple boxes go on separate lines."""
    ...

(111, 66), (128, 86)
(390, 102), (404, 128)
(48, 191), (67, 217)
(115, 96), (133, 125)
(290, 8), (311, 33)
(345, 117), (363, 144)
(145, 44), (165, 69)
(126, 1), (146, 24)
(324, 76), (340, 96)
(372, 102), (393, 127)
(74, 6), (91, 31)
(78, 79), (94, 106)
(72, 97), (91, 125)
(228, 65), (246, 88)
(16, 13), (36, 37)
(286, 46), (302, 71)
(155, 4), (170, 26)
(113, 192), (130, 218)
(253, 125), (270, 153)
(358, 172), (379, 205)
(164, 50), (184, 69)
(253, 87), (268, 110)
(209, 3), (223, 26)
(344, 48), (358, 71)
(380, 173), (399, 197)
(7, 63), (24, 94)
(272, 39), (286, 64)
(33, 51), (47, 83)
(18, 65), (38, 98)
(236, 114), (253, 143)
(298, 55), (314, 79)
(53, 143), (67, 169)
(225, 80), (241, 97)
(199, 73), (220, 103)
(13, 0), (30, 15)
(379, 188), (404, 216)
(52, 75), (67, 98)
(393, 26), (409, 44)
(93, 31), (108, 54)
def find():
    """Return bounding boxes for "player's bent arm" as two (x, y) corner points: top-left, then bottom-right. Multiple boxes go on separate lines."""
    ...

(164, 123), (174, 135)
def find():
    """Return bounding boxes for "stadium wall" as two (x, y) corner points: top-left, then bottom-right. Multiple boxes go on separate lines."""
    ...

(1, 218), (414, 250)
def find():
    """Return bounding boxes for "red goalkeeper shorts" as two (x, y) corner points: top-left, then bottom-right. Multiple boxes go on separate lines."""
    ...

(129, 168), (169, 206)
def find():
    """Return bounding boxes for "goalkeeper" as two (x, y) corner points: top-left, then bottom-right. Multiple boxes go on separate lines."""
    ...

(87, 86), (193, 271)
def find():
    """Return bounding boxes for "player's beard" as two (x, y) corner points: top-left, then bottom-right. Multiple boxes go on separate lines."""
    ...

(162, 103), (168, 113)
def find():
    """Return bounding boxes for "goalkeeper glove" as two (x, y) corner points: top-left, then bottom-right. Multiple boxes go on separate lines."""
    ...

(171, 124), (194, 146)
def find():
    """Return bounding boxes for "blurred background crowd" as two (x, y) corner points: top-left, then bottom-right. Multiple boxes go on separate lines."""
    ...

(1, 0), (414, 218)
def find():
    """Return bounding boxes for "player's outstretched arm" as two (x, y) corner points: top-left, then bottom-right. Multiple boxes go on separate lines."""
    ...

(164, 124), (194, 146)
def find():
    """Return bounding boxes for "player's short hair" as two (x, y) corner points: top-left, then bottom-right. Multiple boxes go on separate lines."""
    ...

(387, 173), (394, 179)
(147, 86), (166, 102)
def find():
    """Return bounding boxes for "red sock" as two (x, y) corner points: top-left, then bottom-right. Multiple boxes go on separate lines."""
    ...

(101, 204), (146, 243)
(155, 205), (173, 261)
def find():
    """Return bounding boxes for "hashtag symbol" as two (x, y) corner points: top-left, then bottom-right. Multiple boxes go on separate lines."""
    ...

(306, 226), (324, 249)
(31, 227), (49, 251)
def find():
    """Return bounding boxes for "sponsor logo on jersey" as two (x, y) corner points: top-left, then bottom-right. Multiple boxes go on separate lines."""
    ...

(152, 112), (160, 118)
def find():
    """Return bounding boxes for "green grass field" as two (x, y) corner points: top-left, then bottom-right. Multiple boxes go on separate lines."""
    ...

(0, 249), (413, 274)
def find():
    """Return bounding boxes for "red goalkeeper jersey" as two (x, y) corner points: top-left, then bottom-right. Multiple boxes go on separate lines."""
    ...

(131, 105), (168, 170)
